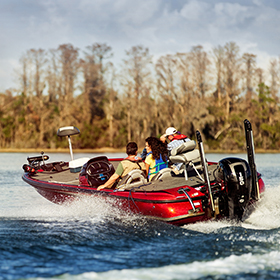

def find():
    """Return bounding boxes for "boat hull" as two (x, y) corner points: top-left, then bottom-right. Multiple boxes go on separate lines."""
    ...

(22, 170), (265, 226)
(22, 172), (210, 226)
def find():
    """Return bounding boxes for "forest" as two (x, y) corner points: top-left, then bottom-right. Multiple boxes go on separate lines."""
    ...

(0, 41), (279, 151)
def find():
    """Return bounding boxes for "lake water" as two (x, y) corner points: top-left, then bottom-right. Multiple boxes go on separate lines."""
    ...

(1, 152), (280, 280)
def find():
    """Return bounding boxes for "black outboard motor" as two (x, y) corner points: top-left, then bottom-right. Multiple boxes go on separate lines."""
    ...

(217, 157), (252, 220)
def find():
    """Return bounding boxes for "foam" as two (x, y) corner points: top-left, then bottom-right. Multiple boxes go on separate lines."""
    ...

(242, 186), (280, 230)
(33, 251), (280, 280)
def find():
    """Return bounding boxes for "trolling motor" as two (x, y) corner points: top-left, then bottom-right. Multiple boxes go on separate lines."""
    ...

(57, 126), (80, 161)
(23, 152), (50, 173)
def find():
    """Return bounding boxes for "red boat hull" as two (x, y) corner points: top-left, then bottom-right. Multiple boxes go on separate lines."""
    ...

(22, 171), (265, 226)
(22, 172), (212, 225)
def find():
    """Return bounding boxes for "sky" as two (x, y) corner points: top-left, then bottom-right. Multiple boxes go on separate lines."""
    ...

(0, 0), (280, 92)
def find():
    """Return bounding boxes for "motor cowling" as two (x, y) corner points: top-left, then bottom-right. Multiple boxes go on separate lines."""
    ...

(217, 157), (252, 219)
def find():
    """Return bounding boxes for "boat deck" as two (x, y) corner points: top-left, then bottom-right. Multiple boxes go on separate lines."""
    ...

(29, 162), (219, 192)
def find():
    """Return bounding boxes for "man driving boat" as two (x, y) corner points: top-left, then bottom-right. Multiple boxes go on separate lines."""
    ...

(97, 142), (145, 190)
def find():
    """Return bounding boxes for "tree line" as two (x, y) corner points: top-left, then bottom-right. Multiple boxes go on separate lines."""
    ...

(0, 42), (279, 151)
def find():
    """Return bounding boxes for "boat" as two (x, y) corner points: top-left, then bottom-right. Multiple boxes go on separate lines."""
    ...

(22, 119), (265, 226)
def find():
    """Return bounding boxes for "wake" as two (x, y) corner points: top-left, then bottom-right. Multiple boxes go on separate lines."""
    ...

(183, 185), (280, 232)
(242, 185), (280, 229)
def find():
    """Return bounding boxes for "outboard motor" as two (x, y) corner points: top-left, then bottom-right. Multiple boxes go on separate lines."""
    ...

(216, 157), (252, 220)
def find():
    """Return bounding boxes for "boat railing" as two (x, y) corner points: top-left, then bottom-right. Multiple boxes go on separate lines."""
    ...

(178, 187), (200, 213)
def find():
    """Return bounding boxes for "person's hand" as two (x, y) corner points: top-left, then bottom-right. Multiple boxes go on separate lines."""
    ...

(97, 185), (105, 190)
(160, 135), (166, 143)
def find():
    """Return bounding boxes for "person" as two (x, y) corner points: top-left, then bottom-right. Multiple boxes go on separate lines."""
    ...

(160, 127), (191, 171)
(97, 142), (145, 190)
(140, 147), (147, 160)
(145, 137), (168, 181)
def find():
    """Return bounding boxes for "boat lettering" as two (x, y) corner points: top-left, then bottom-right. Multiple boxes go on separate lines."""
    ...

(238, 172), (244, 185)
(98, 173), (106, 181)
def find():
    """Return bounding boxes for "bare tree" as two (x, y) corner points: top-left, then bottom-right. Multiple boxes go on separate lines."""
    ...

(18, 52), (32, 96)
(223, 42), (242, 119)
(81, 43), (112, 123)
(29, 49), (47, 98)
(105, 62), (117, 147)
(242, 53), (256, 105)
(155, 54), (178, 129)
(190, 45), (211, 98)
(46, 49), (59, 103)
(212, 45), (225, 107)
(121, 45), (153, 143)
(255, 68), (264, 86)
(57, 44), (79, 123)
(269, 57), (280, 100)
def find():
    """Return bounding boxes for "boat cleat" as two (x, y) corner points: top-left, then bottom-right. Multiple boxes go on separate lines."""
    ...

(188, 208), (200, 214)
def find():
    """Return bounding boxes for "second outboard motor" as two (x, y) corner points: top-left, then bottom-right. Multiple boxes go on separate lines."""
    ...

(217, 157), (252, 220)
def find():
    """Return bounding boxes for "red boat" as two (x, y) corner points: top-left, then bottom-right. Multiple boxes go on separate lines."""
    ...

(22, 120), (265, 226)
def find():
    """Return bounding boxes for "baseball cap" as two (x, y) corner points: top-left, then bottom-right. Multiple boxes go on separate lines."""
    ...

(165, 127), (177, 136)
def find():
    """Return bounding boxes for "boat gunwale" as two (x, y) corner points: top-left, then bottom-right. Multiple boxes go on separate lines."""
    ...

(22, 172), (207, 204)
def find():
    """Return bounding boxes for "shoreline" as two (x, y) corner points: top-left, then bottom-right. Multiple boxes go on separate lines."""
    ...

(0, 147), (279, 154)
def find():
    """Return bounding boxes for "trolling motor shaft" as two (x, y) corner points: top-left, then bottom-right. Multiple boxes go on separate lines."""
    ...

(57, 126), (80, 161)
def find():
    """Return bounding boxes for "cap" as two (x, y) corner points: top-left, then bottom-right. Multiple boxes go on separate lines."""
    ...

(165, 127), (177, 136)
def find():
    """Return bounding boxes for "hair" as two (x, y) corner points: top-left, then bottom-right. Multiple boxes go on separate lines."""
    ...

(126, 142), (138, 156)
(145, 137), (168, 162)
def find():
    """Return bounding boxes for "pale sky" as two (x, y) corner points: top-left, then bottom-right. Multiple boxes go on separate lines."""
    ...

(0, 0), (279, 92)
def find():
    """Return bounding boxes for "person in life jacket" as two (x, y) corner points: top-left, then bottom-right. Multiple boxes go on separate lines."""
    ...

(145, 137), (168, 181)
(160, 127), (191, 171)
(97, 142), (145, 190)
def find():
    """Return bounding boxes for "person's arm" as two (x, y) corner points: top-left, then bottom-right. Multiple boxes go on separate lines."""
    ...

(145, 154), (152, 178)
(97, 173), (120, 190)
(97, 161), (124, 190)
(145, 162), (150, 177)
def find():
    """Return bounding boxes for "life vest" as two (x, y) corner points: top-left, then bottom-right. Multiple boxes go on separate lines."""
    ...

(147, 152), (168, 178)
(121, 157), (145, 178)
(172, 134), (188, 141)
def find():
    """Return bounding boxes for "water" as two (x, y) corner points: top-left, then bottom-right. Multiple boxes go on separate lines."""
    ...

(1, 152), (280, 280)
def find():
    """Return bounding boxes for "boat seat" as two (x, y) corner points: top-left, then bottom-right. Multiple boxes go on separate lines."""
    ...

(169, 149), (200, 164)
(169, 148), (203, 181)
(170, 140), (196, 156)
(117, 169), (147, 190)
(151, 168), (173, 181)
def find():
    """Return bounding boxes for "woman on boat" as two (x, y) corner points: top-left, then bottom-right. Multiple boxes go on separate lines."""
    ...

(145, 137), (168, 181)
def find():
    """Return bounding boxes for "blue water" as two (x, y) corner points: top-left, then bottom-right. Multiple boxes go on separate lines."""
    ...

(1, 152), (280, 280)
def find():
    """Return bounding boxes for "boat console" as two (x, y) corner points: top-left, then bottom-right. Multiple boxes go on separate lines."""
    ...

(79, 156), (115, 187)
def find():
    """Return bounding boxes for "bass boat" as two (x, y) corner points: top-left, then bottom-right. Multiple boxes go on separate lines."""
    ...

(22, 119), (265, 226)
